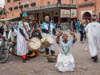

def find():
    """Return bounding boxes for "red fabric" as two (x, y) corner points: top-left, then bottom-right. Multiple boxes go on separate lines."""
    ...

(22, 21), (28, 34)
(34, 50), (39, 56)
(21, 55), (27, 60)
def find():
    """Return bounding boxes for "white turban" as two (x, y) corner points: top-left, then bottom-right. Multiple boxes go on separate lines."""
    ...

(45, 16), (49, 19)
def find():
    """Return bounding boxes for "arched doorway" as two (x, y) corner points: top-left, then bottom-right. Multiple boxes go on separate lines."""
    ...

(82, 12), (91, 20)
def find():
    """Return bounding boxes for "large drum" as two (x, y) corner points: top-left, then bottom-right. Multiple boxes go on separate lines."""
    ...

(28, 38), (41, 51)
(41, 34), (54, 48)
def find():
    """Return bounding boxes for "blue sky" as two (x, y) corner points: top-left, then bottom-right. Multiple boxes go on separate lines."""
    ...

(0, 0), (5, 8)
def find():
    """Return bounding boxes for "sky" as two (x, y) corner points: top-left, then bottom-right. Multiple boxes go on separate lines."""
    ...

(0, 0), (5, 8)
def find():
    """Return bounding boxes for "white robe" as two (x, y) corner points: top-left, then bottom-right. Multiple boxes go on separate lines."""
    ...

(17, 21), (29, 56)
(85, 22), (100, 57)
(8, 29), (17, 41)
(56, 40), (75, 72)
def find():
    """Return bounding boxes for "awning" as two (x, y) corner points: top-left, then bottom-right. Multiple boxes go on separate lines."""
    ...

(0, 16), (20, 21)
(26, 4), (76, 12)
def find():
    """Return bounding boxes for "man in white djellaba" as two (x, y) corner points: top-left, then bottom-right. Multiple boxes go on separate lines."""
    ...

(85, 15), (100, 63)
(56, 32), (77, 72)
(17, 12), (30, 63)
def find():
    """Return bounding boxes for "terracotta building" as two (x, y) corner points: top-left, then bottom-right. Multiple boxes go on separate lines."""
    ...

(77, 0), (100, 20)
(2, 0), (100, 22)
(26, 0), (77, 23)
(0, 7), (5, 19)
(4, 0), (77, 23)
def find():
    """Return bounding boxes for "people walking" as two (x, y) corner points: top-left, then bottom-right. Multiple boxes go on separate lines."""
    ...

(76, 20), (81, 32)
(72, 20), (76, 32)
(85, 15), (100, 63)
(79, 20), (85, 43)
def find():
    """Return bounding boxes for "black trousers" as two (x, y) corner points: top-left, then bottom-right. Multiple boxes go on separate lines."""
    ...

(91, 55), (98, 63)
(45, 48), (55, 55)
(84, 31), (87, 39)
(80, 31), (84, 41)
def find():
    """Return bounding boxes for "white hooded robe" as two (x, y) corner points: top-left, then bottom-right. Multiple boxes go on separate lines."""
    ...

(85, 21), (100, 57)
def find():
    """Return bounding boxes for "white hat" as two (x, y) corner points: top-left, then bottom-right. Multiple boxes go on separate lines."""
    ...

(45, 16), (49, 19)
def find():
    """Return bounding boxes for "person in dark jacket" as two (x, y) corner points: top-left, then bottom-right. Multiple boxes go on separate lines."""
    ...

(79, 22), (85, 43)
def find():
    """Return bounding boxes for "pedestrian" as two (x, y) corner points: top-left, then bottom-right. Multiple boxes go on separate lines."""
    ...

(28, 20), (42, 57)
(8, 27), (17, 41)
(70, 20), (73, 31)
(83, 22), (87, 40)
(55, 32), (77, 72)
(3, 22), (9, 39)
(73, 20), (76, 32)
(0, 22), (4, 35)
(41, 16), (56, 56)
(76, 19), (81, 32)
(85, 15), (100, 63)
(79, 20), (85, 43)
(17, 12), (30, 63)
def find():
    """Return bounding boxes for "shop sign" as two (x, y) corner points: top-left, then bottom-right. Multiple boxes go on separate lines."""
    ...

(71, 9), (77, 18)
(60, 9), (70, 18)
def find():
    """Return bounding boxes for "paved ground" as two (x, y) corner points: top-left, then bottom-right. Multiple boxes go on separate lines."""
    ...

(0, 31), (100, 75)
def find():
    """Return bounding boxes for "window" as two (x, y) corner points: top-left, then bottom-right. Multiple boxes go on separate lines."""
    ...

(14, 6), (18, 10)
(0, 11), (3, 15)
(13, 0), (20, 2)
(84, 0), (88, 1)
(24, 4), (29, 8)
(70, 0), (73, 4)
(9, 7), (13, 11)
(57, 0), (61, 4)
(31, 2), (36, 7)
(7, 0), (11, 3)
(48, 1), (50, 5)
(19, 5), (23, 9)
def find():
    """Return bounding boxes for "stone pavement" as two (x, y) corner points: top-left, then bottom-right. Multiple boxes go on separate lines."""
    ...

(0, 31), (100, 75)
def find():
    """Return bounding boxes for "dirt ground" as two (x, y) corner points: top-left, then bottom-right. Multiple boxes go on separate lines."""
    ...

(0, 31), (100, 75)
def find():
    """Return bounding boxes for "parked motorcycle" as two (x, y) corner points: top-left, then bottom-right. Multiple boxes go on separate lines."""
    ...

(0, 36), (17, 63)
(0, 37), (9, 63)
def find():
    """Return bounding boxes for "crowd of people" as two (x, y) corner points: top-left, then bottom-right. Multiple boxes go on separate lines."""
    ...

(0, 12), (100, 72)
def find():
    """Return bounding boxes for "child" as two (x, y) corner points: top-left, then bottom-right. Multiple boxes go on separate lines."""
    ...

(55, 32), (77, 72)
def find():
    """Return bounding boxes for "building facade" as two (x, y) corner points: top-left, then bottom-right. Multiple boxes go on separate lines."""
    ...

(3, 0), (77, 23)
(77, 0), (100, 20)
(3, 0), (100, 21)
(0, 7), (5, 19)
